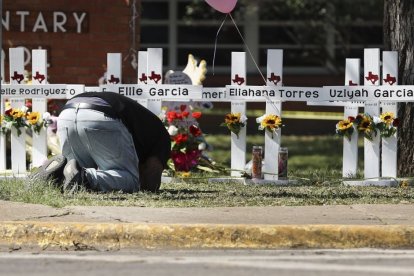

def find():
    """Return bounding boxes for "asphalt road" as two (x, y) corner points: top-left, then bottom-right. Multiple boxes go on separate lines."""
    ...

(1, 249), (414, 276)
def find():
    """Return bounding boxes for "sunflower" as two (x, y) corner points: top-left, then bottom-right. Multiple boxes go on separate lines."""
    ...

(335, 118), (355, 140)
(357, 116), (372, 133)
(256, 114), (283, 138)
(26, 112), (41, 125)
(260, 114), (282, 131)
(224, 112), (241, 124)
(377, 112), (398, 138)
(10, 108), (25, 120)
(337, 119), (353, 131)
(354, 114), (378, 140)
(380, 111), (395, 125)
(221, 112), (247, 138)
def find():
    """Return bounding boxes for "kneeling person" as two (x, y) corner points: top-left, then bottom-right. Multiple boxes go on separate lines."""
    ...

(56, 92), (170, 193)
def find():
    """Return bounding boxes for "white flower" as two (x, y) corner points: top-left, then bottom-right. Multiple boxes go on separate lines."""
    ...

(5, 121), (12, 129)
(198, 142), (206, 151)
(42, 112), (51, 121)
(256, 115), (266, 130)
(158, 109), (166, 121)
(20, 105), (29, 113)
(240, 114), (248, 124)
(256, 114), (265, 124)
(168, 125), (178, 136)
(373, 116), (381, 124)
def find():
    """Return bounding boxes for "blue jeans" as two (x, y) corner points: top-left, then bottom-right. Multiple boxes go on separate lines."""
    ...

(57, 107), (140, 193)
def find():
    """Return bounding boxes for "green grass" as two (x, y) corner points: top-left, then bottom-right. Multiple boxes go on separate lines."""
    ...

(1, 176), (413, 208)
(0, 135), (411, 208)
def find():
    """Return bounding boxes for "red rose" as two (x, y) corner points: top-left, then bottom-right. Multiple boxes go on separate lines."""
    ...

(348, 116), (355, 122)
(180, 105), (187, 112)
(174, 133), (188, 144)
(182, 111), (190, 118)
(189, 125), (202, 137)
(393, 118), (400, 127)
(167, 111), (177, 123)
(192, 112), (202, 119)
(5, 108), (12, 116)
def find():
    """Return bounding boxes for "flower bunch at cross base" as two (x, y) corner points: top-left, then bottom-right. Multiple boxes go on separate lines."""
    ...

(220, 112), (247, 138)
(161, 104), (206, 172)
(0, 105), (51, 136)
(256, 114), (283, 138)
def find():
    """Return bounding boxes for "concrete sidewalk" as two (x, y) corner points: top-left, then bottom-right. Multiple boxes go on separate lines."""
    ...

(1, 200), (414, 250)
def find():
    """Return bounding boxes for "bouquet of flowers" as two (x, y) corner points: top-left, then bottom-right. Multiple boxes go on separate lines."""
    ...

(336, 114), (381, 141)
(1, 106), (29, 136)
(256, 114), (283, 138)
(221, 112), (247, 138)
(376, 111), (399, 138)
(162, 105), (206, 172)
(335, 116), (355, 141)
(26, 111), (52, 135)
(1, 103), (52, 136)
(354, 114), (379, 141)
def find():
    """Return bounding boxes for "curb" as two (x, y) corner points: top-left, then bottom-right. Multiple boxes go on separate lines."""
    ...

(1, 222), (414, 250)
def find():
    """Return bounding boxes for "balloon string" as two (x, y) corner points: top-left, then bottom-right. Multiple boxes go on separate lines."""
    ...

(212, 13), (277, 111)
(212, 14), (228, 76)
(229, 13), (267, 85)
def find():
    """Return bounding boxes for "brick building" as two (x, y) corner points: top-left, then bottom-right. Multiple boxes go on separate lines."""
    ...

(3, 0), (139, 85)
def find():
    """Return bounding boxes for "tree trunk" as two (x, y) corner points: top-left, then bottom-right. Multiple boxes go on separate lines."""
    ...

(384, 0), (414, 176)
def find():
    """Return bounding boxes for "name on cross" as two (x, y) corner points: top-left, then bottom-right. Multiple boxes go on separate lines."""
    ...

(101, 85), (201, 99)
(1, 85), (77, 98)
(323, 86), (414, 101)
(226, 85), (321, 101)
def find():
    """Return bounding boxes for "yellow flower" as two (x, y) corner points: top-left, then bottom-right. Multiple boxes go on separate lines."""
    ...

(380, 112), (395, 125)
(400, 180), (409, 188)
(0, 115), (3, 124)
(261, 114), (282, 130)
(225, 113), (241, 124)
(177, 171), (191, 178)
(358, 116), (372, 133)
(337, 119), (353, 130)
(26, 112), (41, 125)
(11, 108), (25, 120)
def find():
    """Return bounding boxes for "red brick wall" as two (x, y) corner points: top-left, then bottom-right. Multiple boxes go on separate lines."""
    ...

(3, 0), (140, 85)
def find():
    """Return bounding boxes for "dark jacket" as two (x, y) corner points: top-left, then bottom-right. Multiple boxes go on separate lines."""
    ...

(72, 92), (171, 167)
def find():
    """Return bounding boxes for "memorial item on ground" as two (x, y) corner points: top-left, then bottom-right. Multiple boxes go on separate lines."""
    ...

(162, 105), (206, 172)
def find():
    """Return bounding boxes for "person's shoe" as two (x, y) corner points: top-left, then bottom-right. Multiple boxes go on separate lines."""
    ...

(28, 155), (67, 185)
(63, 159), (87, 194)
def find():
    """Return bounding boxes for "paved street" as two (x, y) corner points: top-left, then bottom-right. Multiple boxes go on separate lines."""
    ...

(1, 249), (414, 276)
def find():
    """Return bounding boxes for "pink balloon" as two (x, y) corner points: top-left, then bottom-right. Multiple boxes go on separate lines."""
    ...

(205, 0), (238, 13)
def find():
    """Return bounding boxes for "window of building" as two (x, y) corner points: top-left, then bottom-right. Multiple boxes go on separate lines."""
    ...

(140, 0), (383, 75)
